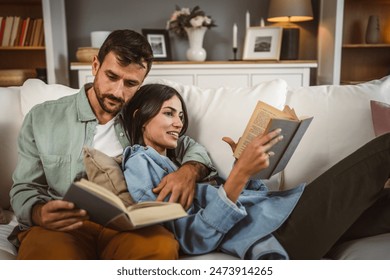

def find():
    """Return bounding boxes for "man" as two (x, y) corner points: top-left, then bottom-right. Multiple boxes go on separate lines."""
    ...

(10, 29), (215, 259)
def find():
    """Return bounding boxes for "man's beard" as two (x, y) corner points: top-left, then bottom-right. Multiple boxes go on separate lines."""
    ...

(93, 85), (125, 115)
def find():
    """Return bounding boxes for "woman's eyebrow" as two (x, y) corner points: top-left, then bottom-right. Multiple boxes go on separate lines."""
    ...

(162, 106), (180, 113)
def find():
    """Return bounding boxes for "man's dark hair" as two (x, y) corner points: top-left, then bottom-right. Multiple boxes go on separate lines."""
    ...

(97, 29), (154, 74)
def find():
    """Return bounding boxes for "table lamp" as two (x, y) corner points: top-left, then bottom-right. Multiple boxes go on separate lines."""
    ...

(267, 0), (313, 60)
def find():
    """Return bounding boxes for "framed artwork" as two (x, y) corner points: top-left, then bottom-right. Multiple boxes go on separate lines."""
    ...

(142, 29), (172, 61)
(242, 27), (283, 60)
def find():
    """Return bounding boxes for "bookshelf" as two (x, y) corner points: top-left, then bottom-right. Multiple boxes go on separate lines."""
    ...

(0, 0), (69, 85)
(318, 0), (390, 85)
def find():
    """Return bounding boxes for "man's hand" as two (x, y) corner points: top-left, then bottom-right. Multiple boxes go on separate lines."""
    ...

(32, 200), (89, 231)
(153, 162), (208, 209)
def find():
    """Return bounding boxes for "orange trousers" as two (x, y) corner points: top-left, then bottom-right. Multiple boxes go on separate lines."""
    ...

(17, 221), (179, 260)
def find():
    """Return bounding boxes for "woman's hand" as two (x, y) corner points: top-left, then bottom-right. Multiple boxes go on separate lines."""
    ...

(32, 200), (89, 231)
(233, 129), (282, 178)
(223, 129), (283, 202)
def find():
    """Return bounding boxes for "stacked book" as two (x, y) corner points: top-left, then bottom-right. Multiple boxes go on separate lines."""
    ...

(0, 16), (45, 47)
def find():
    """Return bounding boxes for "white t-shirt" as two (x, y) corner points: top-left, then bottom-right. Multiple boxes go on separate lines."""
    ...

(92, 118), (123, 157)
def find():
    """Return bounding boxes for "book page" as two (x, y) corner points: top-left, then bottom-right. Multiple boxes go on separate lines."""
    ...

(234, 101), (294, 159)
(127, 203), (187, 228)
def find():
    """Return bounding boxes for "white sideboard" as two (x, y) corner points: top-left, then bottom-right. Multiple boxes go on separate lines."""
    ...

(71, 61), (317, 89)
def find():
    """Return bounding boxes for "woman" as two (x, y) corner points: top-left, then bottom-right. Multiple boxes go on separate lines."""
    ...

(121, 83), (390, 259)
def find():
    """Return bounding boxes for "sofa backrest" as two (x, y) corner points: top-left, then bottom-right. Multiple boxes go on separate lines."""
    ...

(1, 76), (389, 210)
(0, 80), (77, 209)
(145, 78), (289, 185)
(0, 78), (288, 209)
(283, 77), (390, 189)
(0, 87), (23, 209)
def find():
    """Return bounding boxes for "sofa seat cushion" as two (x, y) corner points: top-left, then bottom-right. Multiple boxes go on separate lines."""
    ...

(0, 210), (17, 259)
(326, 233), (390, 260)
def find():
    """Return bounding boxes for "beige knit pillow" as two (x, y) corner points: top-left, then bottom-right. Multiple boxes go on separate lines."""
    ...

(82, 146), (134, 207)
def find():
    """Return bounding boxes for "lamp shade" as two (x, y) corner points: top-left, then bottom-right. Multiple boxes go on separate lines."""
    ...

(268, 0), (313, 22)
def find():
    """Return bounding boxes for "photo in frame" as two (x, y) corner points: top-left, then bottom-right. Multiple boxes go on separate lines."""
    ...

(242, 27), (283, 60)
(142, 29), (172, 61)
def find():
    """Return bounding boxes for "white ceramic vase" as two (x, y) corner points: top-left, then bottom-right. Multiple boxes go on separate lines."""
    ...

(185, 27), (207, 61)
(365, 15), (380, 44)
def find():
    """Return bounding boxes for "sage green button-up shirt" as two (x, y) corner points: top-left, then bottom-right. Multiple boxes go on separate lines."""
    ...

(10, 85), (215, 228)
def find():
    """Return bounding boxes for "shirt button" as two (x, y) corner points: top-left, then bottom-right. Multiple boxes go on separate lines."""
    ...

(119, 132), (124, 137)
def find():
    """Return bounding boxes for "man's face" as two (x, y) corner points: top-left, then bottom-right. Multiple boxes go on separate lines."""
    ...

(91, 52), (148, 115)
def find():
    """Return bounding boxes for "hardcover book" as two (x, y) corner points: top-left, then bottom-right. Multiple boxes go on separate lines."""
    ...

(64, 179), (188, 231)
(234, 101), (313, 179)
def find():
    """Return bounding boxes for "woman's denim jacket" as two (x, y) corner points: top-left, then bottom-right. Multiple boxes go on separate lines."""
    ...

(123, 145), (305, 259)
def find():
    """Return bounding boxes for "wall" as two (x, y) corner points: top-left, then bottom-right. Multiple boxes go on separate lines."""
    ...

(65, 0), (319, 88)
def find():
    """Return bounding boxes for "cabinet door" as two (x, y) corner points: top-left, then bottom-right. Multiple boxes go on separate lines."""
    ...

(197, 74), (249, 88)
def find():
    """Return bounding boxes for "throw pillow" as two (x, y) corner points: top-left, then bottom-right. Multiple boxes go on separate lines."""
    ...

(20, 78), (78, 117)
(370, 100), (390, 137)
(144, 78), (288, 190)
(83, 146), (134, 207)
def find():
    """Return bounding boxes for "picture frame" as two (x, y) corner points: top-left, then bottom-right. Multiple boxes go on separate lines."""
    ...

(142, 29), (172, 61)
(242, 27), (283, 60)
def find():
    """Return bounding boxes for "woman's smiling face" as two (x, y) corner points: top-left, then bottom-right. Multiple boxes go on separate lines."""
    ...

(142, 95), (184, 155)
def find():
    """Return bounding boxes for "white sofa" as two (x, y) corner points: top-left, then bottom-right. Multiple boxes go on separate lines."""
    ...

(1, 76), (390, 260)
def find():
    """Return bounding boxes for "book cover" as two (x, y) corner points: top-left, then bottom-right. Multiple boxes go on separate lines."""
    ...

(63, 179), (188, 231)
(234, 101), (313, 179)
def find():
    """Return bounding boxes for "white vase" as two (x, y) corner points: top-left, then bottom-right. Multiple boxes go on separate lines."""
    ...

(185, 27), (207, 61)
(365, 15), (380, 44)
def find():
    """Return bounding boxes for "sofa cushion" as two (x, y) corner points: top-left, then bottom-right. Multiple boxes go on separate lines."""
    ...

(20, 79), (78, 117)
(0, 210), (17, 258)
(0, 86), (24, 210)
(0, 208), (7, 224)
(145, 78), (288, 186)
(283, 76), (390, 189)
(370, 100), (390, 137)
(326, 233), (390, 260)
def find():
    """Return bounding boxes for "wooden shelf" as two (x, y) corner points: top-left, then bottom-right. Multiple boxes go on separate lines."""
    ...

(341, 0), (390, 82)
(0, 46), (45, 51)
(342, 44), (390, 48)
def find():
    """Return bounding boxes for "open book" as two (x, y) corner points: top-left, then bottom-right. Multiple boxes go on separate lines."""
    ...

(234, 101), (313, 179)
(63, 179), (188, 231)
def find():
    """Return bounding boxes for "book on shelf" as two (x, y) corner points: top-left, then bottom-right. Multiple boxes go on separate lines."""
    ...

(233, 101), (313, 179)
(63, 179), (188, 231)
(10, 16), (21, 46)
(18, 17), (30, 46)
(0, 17), (5, 44)
(1, 16), (14, 46)
(31, 18), (43, 46)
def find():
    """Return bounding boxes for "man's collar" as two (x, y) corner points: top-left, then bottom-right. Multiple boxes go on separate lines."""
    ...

(76, 83), (97, 122)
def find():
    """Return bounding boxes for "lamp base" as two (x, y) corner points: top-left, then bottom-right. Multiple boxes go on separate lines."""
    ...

(280, 28), (299, 60)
